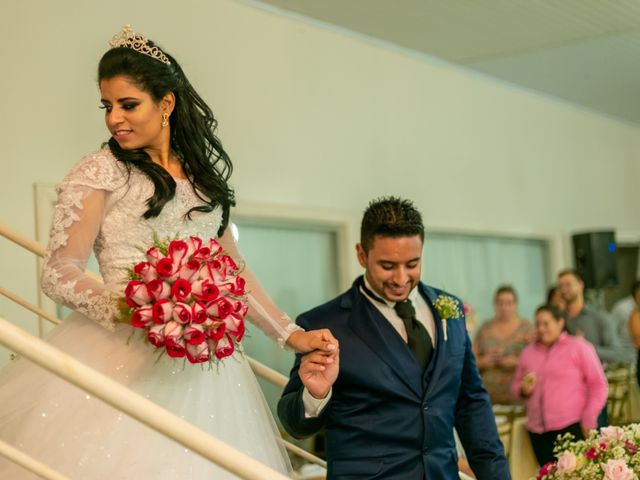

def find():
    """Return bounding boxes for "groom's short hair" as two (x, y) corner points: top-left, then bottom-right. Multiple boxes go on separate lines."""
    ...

(360, 196), (424, 252)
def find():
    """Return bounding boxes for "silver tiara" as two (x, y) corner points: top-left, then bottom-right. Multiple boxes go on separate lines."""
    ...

(108, 25), (170, 65)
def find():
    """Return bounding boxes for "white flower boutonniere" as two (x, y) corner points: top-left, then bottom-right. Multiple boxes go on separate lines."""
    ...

(433, 295), (462, 342)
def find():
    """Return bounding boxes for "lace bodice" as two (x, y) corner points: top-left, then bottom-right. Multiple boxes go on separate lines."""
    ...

(41, 149), (301, 343)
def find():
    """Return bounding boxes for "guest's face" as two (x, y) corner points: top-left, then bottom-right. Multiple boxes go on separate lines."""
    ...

(356, 235), (423, 302)
(494, 292), (517, 320)
(557, 273), (583, 303)
(100, 75), (170, 153)
(535, 310), (564, 346)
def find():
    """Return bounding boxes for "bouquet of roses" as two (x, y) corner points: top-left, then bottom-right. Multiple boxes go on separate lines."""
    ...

(536, 425), (640, 480)
(119, 235), (248, 364)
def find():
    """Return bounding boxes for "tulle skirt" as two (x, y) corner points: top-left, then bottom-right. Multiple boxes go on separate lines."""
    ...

(0, 313), (292, 479)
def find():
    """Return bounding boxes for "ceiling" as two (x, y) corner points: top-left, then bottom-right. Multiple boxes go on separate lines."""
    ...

(252, 0), (640, 125)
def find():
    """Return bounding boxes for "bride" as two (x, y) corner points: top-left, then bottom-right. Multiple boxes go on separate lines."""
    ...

(0, 25), (336, 479)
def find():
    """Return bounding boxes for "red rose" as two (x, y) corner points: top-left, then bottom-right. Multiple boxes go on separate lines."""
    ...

(202, 259), (227, 283)
(206, 297), (233, 319)
(163, 321), (184, 347)
(219, 254), (238, 271)
(223, 314), (245, 342)
(131, 306), (153, 328)
(170, 278), (192, 303)
(186, 342), (209, 364)
(147, 324), (165, 347)
(147, 279), (171, 301)
(223, 276), (246, 296)
(192, 301), (208, 324)
(172, 302), (192, 324)
(168, 240), (189, 265)
(125, 280), (151, 307)
(134, 261), (158, 283)
(205, 320), (226, 341)
(214, 334), (235, 359)
(192, 247), (212, 262)
(152, 298), (174, 324)
(166, 341), (186, 358)
(191, 279), (220, 303)
(146, 246), (164, 266)
(178, 259), (201, 282)
(156, 257), (177, 279)
(184, 324), (206, 345)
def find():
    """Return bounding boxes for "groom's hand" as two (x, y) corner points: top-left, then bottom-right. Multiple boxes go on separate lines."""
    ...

(299, 347), (340, 399)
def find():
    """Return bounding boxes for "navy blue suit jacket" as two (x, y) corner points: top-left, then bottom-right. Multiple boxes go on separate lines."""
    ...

(278, 278), (510, 479)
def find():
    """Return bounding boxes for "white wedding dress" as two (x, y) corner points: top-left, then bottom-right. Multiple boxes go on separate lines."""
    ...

(0, 150), (299, 479)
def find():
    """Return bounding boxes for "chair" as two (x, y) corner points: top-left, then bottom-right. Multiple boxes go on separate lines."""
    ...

(605, 363), (632, 426)
(492, 404), (526, 460)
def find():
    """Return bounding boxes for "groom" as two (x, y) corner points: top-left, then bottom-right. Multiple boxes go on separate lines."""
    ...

(278, 197), (510, 479)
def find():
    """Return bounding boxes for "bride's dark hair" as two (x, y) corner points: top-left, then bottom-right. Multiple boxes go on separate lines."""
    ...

(98, 43), (235, 236)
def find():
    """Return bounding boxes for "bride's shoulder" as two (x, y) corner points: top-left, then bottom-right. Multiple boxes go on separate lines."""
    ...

(60, 148), (128, 192)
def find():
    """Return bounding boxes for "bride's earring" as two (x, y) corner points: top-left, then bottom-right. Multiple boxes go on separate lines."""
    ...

(161, 113), (169, 127)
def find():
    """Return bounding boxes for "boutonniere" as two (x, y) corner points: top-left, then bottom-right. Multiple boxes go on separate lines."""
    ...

(433, 295), (462, 341)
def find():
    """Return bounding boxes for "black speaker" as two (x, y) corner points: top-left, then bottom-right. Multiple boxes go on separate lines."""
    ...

(572, 231), (618, 289)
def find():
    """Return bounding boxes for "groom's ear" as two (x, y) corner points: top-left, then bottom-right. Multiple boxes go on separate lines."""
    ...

(355, 243), (367, 268)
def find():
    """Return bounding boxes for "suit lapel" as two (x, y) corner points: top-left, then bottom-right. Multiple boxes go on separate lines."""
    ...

(345, 282), (423, 397)
(419, 284), (447, 396)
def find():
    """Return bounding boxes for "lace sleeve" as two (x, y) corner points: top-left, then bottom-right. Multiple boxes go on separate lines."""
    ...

(217, 227), (303, 347)
(40, 152), (124, 331)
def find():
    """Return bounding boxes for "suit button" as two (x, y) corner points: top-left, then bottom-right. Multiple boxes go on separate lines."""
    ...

(422, 447), (428, 455)
(423, 403), (429, 411)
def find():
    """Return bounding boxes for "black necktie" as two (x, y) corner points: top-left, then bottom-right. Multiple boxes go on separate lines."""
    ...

(394, 299), (433, 368)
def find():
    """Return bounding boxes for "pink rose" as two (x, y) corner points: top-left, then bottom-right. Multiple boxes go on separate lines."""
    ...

(206, 297), (233, 320)
(172, 302), (192, 324)
(186, 342), (210, 364)
(171, 278), (192, 303)
(556, 451), (577, 474)
(192, 301), (208, 324)
(131, 306), (153, 328)
(602, 459), (633, 480)
(201, 259), (227, 283)
(625, 441), (638, 454)
(124, 280), (151, 307)
(191, 279), (220, 303)
(223, 276), (246, 296)
(178, 259), (201, 282)
(146, 246), (165, 266)
(168, 240), (189, 265)
(156, 257), (177, 279)
(192, 247), (212, 262)
(601, 426), (626, 443)
(163, 321), (184, 347)
(147, 324), (165, 347)
(152, 298), (174, 324)
(214, 334), (235, 359)
(134, 261), (158, 283)
(184, 324), (206, 345)
(147, 279), (171, 301)
(185, 236), (203, 257)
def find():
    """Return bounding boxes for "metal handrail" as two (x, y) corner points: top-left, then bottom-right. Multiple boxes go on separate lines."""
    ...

(0, 223), (327, 470)
(0, 439), (68, 480)
(0, 316), (289, 480)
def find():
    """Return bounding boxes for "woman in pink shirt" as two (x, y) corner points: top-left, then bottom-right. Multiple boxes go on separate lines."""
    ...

(512, 305), (608, 466)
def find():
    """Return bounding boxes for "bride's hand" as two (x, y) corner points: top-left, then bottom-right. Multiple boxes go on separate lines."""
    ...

(286, 329), (339, 354)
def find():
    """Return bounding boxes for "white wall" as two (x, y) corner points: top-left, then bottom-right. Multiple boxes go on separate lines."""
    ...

(1, 0), (639, 358)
